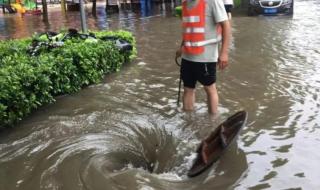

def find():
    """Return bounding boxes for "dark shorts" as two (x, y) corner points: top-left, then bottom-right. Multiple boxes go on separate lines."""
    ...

(180, 58), (217, 89)
(224, 4), (233, 13)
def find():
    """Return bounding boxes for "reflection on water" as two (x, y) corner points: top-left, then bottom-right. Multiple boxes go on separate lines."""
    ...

(140, 0), (152, 17)
(1, 0), (320, 189)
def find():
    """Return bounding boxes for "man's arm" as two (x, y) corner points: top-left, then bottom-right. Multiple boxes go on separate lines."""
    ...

(218, 20), (231, 70)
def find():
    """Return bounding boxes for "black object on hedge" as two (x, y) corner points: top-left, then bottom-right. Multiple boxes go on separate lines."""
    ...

(28, 29), (133, 56)
(100, 36), (133, 53)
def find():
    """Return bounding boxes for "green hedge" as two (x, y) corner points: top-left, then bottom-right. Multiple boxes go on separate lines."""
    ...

(234, 0), (242, 7)
(174, 6), (182, 18)
(0, 30), (136, 127)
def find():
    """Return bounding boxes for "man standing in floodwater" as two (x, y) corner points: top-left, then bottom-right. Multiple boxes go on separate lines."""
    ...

(176, 0), (230, 114)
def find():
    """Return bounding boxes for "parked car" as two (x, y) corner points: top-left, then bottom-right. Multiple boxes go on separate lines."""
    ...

(248, 0), (294, 16)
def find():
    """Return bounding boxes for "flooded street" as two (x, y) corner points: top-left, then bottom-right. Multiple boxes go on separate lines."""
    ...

(1, 0), (320, 189)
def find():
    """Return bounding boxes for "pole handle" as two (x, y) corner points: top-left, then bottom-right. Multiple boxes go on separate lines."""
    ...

(176, 57), (182, 106)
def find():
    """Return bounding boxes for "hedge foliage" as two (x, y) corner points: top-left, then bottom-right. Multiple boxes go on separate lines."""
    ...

(0, 30), (137, 127)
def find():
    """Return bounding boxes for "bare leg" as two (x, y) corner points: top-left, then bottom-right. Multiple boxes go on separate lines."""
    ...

(204, 83), (219, 114)
(183, 87), (195, 111)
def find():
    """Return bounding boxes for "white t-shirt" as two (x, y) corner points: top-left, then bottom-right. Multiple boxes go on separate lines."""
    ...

(182, 0), (228, 63)
(223, 0), (233, 5)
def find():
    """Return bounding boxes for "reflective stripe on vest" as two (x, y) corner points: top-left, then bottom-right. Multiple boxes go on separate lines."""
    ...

(184, 27), (205, 33)
(184, 36), (222, 47)
(183, 16), (201, 23)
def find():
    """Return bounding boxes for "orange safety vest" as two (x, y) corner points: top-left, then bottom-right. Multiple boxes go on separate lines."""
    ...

(182, 0), (222, 55)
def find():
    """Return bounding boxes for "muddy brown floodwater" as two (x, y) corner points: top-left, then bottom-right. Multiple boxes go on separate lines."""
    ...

(0, 0), (320, 189)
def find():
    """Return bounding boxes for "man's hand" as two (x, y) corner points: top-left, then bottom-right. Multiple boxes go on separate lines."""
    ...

(218, 52), (228, 70)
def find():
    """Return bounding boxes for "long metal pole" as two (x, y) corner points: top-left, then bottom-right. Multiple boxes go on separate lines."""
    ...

(42, 0), (48, 22)
(61, 0), (66, 14)
(175, 57), (182, 106)
(79, 0), (87, 33)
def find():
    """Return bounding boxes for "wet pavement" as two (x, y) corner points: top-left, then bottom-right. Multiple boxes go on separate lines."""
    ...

(0, 0), (320, 189)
